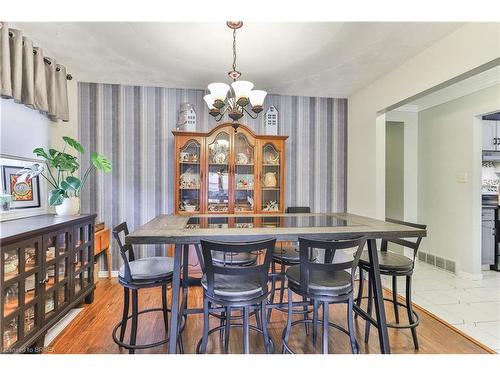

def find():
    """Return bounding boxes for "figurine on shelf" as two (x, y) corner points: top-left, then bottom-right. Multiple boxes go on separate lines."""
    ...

(264, 151), (279, 165)
(179, 168), (200, 189)
(263, 200), (278, 211)
(236, 152), (249, 165)
(247, 196), (254, 209)
(263, 172), (277, 187)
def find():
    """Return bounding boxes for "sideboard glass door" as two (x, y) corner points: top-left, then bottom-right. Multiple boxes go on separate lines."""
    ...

(233, 131), (255, 213)
(207, 131), (230, 213)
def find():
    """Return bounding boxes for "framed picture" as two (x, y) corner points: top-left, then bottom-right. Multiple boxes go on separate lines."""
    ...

(1, 165), (41, 209)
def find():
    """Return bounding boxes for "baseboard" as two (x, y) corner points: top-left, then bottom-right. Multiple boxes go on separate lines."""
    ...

(97, 270), (118, 278)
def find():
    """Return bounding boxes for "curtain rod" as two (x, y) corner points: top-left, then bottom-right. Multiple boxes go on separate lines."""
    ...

(8, 30), (72, 80)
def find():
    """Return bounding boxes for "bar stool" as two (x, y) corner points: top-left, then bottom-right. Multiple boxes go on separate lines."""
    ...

(111, 222), (184, 354)
(282, 235), (366, 354)
(196, 238), (276, 354)
(355, 219), (426, 349)
(268, 207), (317, 327)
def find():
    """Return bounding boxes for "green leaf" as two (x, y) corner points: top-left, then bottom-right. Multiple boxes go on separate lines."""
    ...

(49, 189), (64, 206)
(33, 147), (50, 160)
(65, 176), (81, 190)
(91, 152), (112, 172)
(48, 149), (59, 158)
(63, 136), (85, 154)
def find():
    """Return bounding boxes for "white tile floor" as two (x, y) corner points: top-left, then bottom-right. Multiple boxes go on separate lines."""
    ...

(381, 261), (500, 352)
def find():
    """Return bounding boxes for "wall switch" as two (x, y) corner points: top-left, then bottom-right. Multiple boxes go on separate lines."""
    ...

(457, 172), (468, 183)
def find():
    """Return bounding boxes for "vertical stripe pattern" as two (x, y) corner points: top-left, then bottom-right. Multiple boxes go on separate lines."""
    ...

(78, 82), (347, 271)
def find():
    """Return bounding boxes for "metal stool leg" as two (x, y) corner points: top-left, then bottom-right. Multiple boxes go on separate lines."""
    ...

(278, 261), (286, 307)
(282, 287), (293, 354)
(255, 306), (262, 329)
(392, 275), (400, 323)
(161, 284), (169, 334)
(347, 295), (359, 354)
(200, 296), (210, 354)
(129, 289), (139, 354)
(268, 262), (277, 322)
(224, 306), (231, 353)
(364, 276), (373, 343)
(355, 268), (364, 319)
(322, 301), (329, 354)
(303, 296), (310, 335)
(219, 310), (226, 342)
(406, 275), (419, 349)
(119, 287), (129, 342)
(312, 299), (319, 345)
(243, 306), (250, 354)
(261, 300), (271, 354)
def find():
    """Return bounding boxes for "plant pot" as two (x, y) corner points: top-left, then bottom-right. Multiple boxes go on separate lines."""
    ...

(55, 197), (80, 216)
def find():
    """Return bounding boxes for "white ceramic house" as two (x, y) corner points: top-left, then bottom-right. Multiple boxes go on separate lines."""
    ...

(265, 106), (278, 135)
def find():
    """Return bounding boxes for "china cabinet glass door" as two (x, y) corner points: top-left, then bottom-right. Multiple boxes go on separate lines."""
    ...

(178, 139), (202, 213)
(207, 131), (230, 213)
(233, 131), (256, 213)
(2, 237), (42, 352)
(261, 143), (282, 212)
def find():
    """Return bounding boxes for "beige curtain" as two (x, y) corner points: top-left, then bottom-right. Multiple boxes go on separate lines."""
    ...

(0, 21), (70, 122)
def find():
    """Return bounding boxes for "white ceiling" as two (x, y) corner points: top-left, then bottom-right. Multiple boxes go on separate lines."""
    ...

(12, 22), (464, 98)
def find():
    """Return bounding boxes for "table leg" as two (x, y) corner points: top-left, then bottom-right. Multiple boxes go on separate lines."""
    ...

(182, 244), (189, 320)
(367, 238), (391, 354)
(168, 243), (183, 354)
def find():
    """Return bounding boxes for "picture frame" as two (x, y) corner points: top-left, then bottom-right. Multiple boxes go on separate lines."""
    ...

(1, 165), (41, 209)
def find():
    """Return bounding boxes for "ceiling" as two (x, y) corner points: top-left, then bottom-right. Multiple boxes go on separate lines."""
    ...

(12, 22), (464, 98)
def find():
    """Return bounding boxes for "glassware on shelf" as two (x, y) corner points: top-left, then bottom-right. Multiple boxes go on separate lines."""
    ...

(3, 317), (18, 349)
(46, 265), (56, 288)
(24, 306), (36, 334)
(25, 247), (37, 270)
(57, 233), (67, 254)
(4, 250), (19, 280)
(4, 283), (19, 316)
(45, 293), (55, 316)
(46, 237), (56, 260)
(58, 258), (67, 280)
(208, 132), (230, 164)
(58, 287), (67, 307)
(25, 274), (36, 303)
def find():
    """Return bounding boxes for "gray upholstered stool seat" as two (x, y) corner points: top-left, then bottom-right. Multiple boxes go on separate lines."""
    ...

(119, 256), (174, 281)
(201, 274), (263, 299)
(211, 251), (257, 265)
(286, 265), (352, 295)
(358, 250), (413, 272)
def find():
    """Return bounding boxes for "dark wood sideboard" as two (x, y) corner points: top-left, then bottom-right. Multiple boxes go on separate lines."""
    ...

(0, 214), (97, 353)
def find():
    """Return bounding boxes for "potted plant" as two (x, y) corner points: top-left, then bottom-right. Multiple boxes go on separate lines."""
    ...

(16, 136), (111, 215)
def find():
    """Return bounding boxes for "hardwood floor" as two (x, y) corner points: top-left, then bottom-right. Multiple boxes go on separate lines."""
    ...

(46, 279), (492, 354)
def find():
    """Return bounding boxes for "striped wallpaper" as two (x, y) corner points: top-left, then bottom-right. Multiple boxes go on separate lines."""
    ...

(78, 82), (347, 271)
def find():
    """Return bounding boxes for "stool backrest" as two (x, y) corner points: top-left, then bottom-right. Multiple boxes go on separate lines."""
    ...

(112, 222), (135, 282)
(200, 238), (276, 298)
(382, 218), (427, 263)
(298, 235), (366, 294)
(286, 206), (311, 213)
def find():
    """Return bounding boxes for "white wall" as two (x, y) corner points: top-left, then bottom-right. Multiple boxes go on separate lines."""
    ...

(348, 23), (500, 276)
(348, 23), (500, 219)
(418, 85), (499, 277)
(0, 99), (50, 158)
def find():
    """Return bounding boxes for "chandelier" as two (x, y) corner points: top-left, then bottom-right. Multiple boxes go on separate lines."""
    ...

(204, 21), (267, 131)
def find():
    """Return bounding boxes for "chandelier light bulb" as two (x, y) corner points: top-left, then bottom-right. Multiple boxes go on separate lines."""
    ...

(203, 94), (215, 109)
(231, 80), (254, 106)
(208, 82), (230, 108)
(249, 90), (267, 107)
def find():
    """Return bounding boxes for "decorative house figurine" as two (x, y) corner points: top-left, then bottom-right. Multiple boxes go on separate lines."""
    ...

(176, 103), (197, 131)
(265, 106), (278, 135)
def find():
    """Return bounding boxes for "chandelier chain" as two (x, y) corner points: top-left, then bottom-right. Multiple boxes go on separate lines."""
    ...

(232, 29), (237, 76)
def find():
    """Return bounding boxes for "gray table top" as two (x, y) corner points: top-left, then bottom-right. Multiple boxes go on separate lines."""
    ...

(126, 213), (426, 245)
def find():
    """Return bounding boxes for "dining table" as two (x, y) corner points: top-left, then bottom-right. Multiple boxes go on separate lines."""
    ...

(125, 212), (426, 354)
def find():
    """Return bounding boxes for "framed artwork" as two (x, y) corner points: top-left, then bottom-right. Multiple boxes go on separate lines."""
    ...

(1, 165), (41, 209)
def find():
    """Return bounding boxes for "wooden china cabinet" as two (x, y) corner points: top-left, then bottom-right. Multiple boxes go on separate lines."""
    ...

(173, 123), (288, 215)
